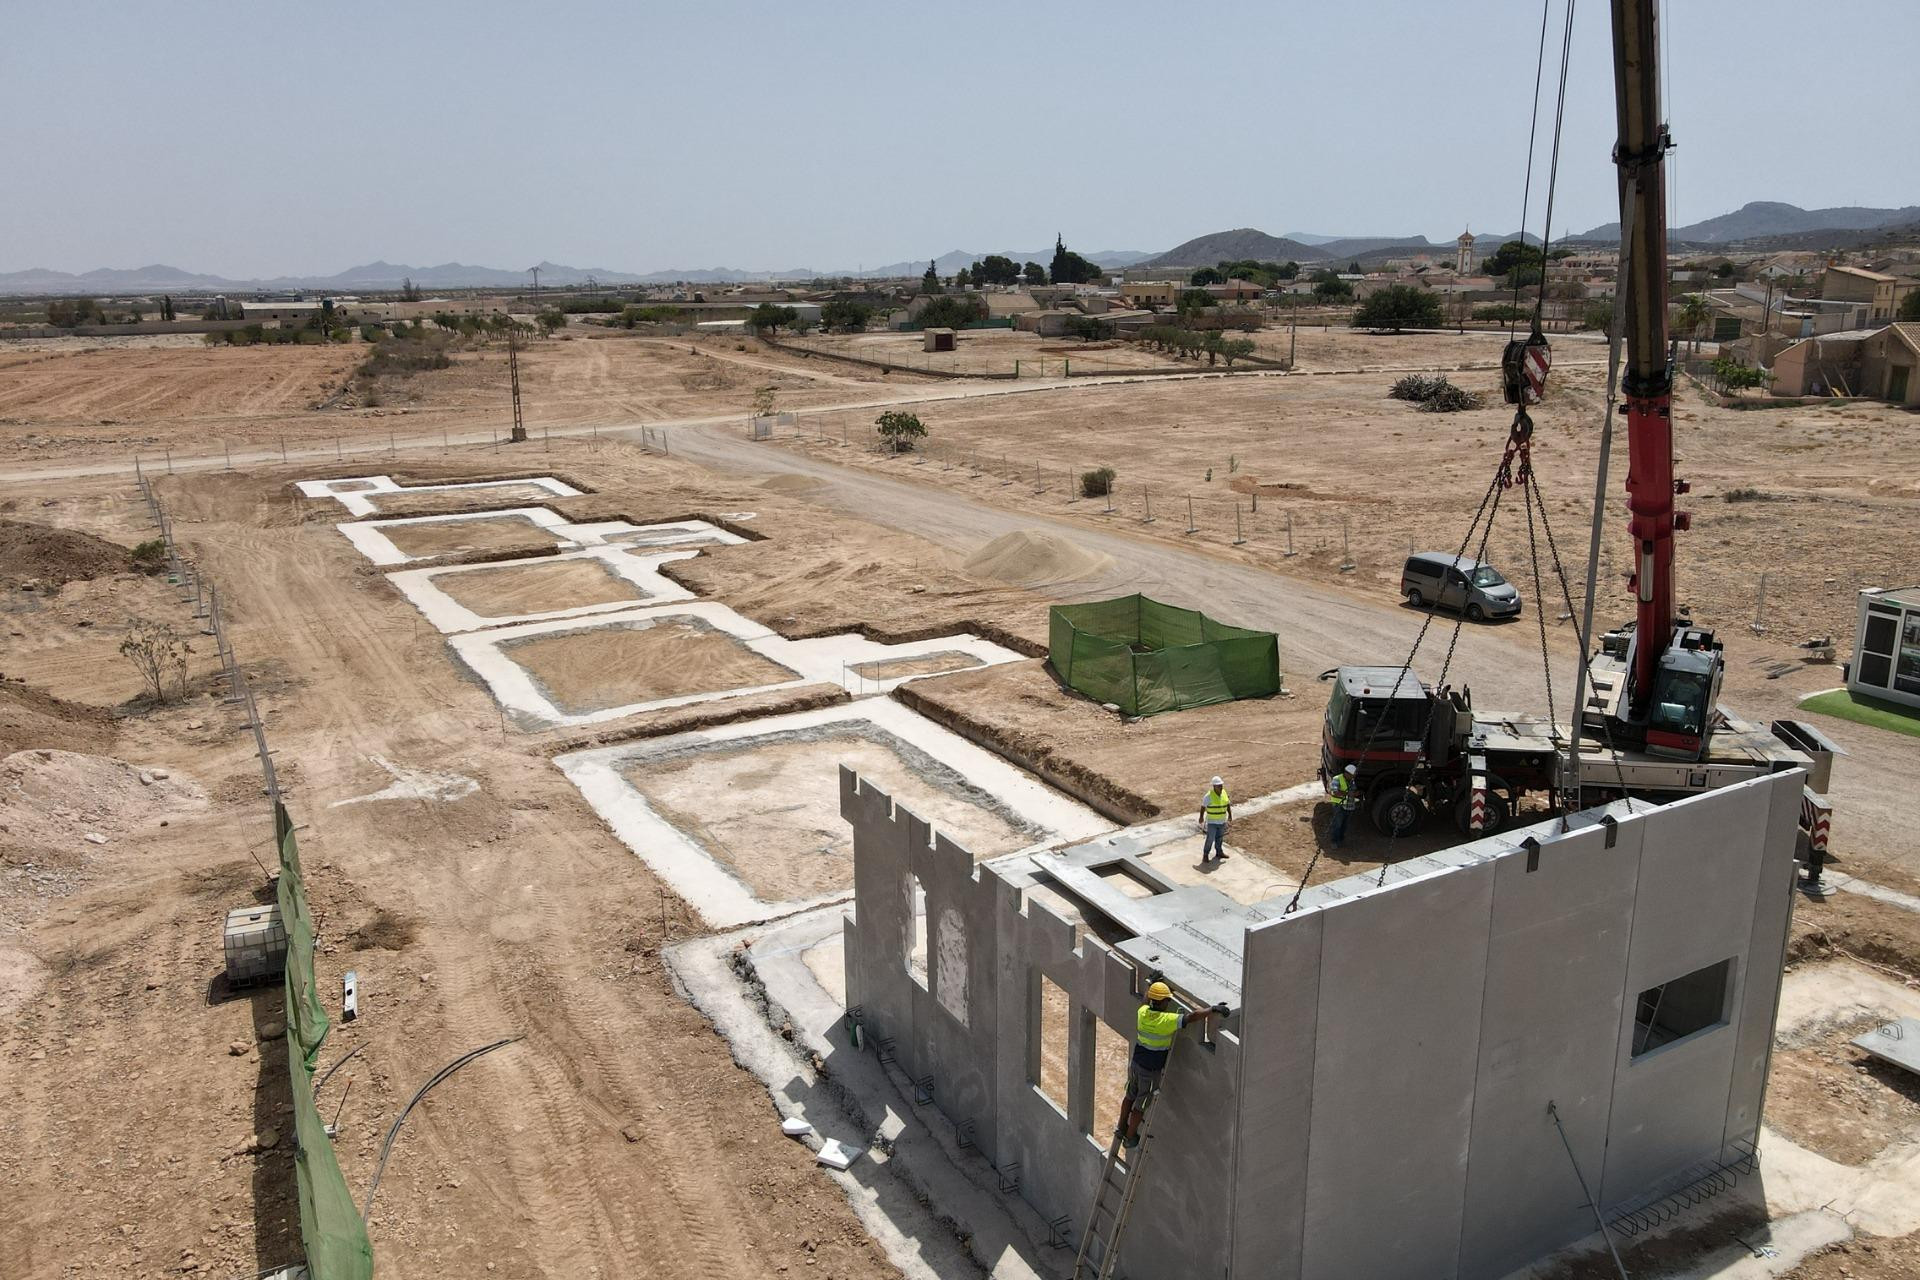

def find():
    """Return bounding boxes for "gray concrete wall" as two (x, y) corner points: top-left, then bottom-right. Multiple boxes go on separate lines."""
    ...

(843, 763), (1802, 1280)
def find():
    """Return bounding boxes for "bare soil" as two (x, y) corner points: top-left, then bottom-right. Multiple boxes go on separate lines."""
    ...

(434, 557), (644, 618)
(501, 617), (797, 714)
(376, 513), (565, 559)
(626, 728), (1033, 903)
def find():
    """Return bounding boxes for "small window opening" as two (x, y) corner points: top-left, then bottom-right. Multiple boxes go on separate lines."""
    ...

(1632, 958), (1733, 1057)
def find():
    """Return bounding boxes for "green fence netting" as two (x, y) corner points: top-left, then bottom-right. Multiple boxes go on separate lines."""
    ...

(1048, 594), (1280, 716)
(276, 804), (375, 1280)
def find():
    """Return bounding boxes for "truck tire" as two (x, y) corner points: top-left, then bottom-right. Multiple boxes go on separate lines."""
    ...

(1453, 788), (1510, 836)
(1370, 786), (1427, 837)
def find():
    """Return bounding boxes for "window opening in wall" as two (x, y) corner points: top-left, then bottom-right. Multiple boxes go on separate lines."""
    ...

(1089, 1013), (1130, 1140)
(1032, 973), (1071, 1116)
(906, 873), (928, 990)
(1632, 958), (1733, 1057)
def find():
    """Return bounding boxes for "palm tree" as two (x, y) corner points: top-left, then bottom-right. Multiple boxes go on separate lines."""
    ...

(1674, 294), (1711, 353)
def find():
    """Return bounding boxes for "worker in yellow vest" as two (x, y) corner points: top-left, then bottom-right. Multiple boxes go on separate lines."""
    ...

(1328, 763), (1359, 849)
(1198, 775), (1232, 864)
(1116, 979), (1227, 1147)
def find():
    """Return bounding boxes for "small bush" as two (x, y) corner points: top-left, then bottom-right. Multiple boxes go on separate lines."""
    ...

(130, 539), (167, 573)
(1080, 466), (1116, 498)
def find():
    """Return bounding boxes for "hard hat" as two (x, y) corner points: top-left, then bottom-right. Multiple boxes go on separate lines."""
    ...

(1210, 776), (1224, 788)
(1344, 764), (1358, 775)
(1146, 981), (1172, 1002)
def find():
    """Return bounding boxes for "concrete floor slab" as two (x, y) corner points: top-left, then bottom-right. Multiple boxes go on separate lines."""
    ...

(296, 472), (582, 517)
(452, 600), (1026, 731)
(556, 698), (1110, 928)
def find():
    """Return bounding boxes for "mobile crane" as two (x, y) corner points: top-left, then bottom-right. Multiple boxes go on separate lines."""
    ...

(1318, 0), (1839, 840)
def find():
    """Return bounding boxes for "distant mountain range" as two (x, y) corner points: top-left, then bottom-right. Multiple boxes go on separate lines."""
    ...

(3, 202), (1912, 295)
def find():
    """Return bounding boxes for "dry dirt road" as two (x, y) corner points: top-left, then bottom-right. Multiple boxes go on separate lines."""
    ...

(667, 422), (1918, 881)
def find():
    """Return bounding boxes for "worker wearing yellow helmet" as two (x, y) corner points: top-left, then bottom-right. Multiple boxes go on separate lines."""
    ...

(1115, 976), (1228, 1148)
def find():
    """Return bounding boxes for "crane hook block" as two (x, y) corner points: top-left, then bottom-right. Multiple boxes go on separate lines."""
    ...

(1501, 332), (1553, 406)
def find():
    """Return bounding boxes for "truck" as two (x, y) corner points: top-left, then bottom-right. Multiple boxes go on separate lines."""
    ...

(1318, 0), (1841, 846)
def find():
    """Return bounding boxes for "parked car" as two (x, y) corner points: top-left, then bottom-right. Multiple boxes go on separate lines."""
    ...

(1400, 552), (1521, 622)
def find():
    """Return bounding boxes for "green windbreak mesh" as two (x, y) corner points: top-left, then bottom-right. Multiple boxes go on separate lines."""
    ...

(276, 804), (375, 1280)
(1047, 594), (1280, 716)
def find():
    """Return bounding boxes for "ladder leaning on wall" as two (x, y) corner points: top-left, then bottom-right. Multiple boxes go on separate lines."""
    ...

(1070, 1041), (1174, 1280)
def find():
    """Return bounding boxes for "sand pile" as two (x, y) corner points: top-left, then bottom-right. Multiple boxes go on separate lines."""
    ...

(962, 530), (1115, 588)
(758, 473), (827, 495)
(0, 519), (134, 590)
(0, 748), (207, 860)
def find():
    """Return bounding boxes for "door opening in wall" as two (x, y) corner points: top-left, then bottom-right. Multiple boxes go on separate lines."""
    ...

(1632, 958), (1734, 1058)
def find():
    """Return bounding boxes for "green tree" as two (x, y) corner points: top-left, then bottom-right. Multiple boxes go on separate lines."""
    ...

(820, 299), (873, 332)
(748, 303), (798, 335)
(977, 255), (1019, 286)
(1900, 290), (1920, 322)
(1352, 285), (1445, 332)
(874, 409), (927, 453)
(1190, 266), (1225, 286)
(1022, 261), (1046, 285)
(1049, 235), (1099, 285)
(921, 260), (941, 294)
(917, 294), (987, 330)
(1674, 294), (1711, 352)
(1310, 270), (1352, 301)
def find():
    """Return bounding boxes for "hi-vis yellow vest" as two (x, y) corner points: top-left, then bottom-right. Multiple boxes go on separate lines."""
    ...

(1204, 789), (1231, 822)
(1137, 1006), (1181, 1051)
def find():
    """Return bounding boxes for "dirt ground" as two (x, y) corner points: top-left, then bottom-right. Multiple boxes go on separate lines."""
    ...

(502, 617), (798, 714)
(434, 557), (646, 617)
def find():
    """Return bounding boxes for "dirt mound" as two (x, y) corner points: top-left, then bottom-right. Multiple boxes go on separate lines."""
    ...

(0, 519), (133, 589)
(758, 473), (828, 495)
(961, 530), (1115, 587)
(0, 681), (115, 757)
(0, 748), (207, 862)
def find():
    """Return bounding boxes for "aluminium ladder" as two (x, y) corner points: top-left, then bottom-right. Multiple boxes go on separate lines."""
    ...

(1070, 1067), (1168, 1280)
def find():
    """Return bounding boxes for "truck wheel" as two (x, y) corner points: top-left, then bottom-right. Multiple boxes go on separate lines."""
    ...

(1454, 789), (1510, 836)
(1370, 787), (1427, 837)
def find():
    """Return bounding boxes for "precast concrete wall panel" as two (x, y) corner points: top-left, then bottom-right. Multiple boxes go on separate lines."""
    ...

(1302, 865), (1496, 1280)
(1456, 819), (1641, 1279)
(1721, 772), (1803, 1156)
(1230, 911), (1324, 1279)
(1600, 781), (1772, 1207)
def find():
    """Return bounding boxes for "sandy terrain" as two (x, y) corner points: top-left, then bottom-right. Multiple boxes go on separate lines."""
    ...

(502, 617), (798, 715)
(628, 727), (1036, 903)
(433, 557), (644, 617)
(376, 512), (566, 559)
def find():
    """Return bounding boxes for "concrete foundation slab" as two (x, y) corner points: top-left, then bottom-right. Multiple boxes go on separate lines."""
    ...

(557, 699), (1110, 928)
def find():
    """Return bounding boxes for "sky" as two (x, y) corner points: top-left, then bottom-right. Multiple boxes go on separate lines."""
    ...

(3, 1), (1916, 277)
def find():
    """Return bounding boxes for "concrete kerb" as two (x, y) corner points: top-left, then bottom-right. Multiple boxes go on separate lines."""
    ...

(556, 698), (1112, 929)
(452, 600), (1029, 731)
(667, 914), (1057, 1280)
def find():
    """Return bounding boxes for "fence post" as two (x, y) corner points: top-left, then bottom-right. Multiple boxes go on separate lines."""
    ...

(1186, 496), (1197, 534)
(1235, 503), (1246, 546)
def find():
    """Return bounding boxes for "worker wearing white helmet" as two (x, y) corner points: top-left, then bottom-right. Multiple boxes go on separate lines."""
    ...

(1328, 763), (1360, 848)
(1198, 775), (1232, 864)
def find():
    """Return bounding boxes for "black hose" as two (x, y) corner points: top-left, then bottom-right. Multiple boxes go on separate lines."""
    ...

(360, 1036), (522, 1226)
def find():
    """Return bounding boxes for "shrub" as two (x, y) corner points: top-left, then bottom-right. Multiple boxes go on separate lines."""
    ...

(874, 409), (926, 453)
(1080, 466), (1116, 498)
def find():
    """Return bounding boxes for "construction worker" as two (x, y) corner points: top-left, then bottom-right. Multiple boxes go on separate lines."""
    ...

(1328, 764), (1359, 848)
(1198, 775), (1232, 863)
(1116, 979), (1227, 1148)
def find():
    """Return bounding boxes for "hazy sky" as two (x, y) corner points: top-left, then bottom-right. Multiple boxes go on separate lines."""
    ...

(4, 1), (1915, 276)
